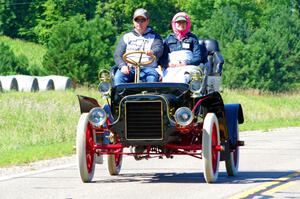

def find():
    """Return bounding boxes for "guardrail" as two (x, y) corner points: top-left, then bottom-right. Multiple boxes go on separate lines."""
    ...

(0, 75), (72, 92)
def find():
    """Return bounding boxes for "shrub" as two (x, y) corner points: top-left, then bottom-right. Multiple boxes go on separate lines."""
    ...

(0, 42), (29, 75)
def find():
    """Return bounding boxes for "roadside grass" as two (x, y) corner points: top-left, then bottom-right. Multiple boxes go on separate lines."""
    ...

(0, 88), (299, 167)
(0, 35), (46, 72)
(0, 87), (101, 167)
(0, 142), (74, 166)
(222, 89), (300, 131)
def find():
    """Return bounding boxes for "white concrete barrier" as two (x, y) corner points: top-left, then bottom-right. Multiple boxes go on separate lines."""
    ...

(0, 76), (19, 91)
(0, 75), (72, 92)
(35, 76), (55, 91)
(12, 75), (39, 92)
(46, 75), (72, 91)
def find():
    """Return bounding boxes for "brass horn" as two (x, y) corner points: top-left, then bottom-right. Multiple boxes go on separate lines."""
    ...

(98, 69), (110, 82)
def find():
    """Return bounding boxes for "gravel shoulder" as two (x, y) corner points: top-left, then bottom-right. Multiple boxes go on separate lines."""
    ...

(0, 155), (76, 177)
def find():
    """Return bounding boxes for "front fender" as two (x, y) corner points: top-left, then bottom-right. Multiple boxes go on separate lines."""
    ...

(77, 95), (100, 113)
(78, 95), (114, 123)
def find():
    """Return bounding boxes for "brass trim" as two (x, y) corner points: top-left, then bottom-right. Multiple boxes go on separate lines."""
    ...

(111, 94), (176, 126)
(158, 95), (176, 125)
(125, 100), (163, 141)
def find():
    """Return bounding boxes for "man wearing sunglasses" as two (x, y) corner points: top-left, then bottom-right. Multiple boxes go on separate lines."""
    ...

(114, 8), (163, 85)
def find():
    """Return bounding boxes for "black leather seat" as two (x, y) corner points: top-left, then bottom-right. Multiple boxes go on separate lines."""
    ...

(199, 39), (224, 76)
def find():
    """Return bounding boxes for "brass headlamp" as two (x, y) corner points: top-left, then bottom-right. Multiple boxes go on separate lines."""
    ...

(189, 68), (204, 97)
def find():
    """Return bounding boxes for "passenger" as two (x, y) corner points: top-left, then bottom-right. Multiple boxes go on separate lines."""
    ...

(161, 12), (207, 83)
(113, 8), (164, 85)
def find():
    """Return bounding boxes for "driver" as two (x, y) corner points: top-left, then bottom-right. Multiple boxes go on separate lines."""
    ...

(113, 8), (163, 85)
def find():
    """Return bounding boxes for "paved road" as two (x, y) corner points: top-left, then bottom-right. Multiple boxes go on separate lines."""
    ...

(1, 127), (300, 199)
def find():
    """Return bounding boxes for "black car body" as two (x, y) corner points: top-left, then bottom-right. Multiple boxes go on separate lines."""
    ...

(76, 39), (244, 183)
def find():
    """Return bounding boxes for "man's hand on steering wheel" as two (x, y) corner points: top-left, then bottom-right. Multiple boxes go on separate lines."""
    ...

(145, 50), (154, 56)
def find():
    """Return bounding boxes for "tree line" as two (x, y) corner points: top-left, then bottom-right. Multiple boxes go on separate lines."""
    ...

(0, 0), (299, 91)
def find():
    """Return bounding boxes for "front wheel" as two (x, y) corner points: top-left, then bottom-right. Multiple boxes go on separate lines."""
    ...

(202, 113), (220, 183)
(225, 120), (240, 176)
(76, 113), (96, 182)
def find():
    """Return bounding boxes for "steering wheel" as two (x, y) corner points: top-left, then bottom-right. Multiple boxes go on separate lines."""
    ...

(122, 51), (156, 66)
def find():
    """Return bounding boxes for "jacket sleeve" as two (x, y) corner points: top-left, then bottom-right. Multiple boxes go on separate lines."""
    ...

(114, 35), (127, 69)
(186, 36), (201, 66)
(151, 33), (164, 60)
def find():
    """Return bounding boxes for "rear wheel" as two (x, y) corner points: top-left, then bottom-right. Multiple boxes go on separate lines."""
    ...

(76, 113), (96, 182)
(202, 113), (220, 183)
(225, 120), (240, 176)
(108, 149), (123, 175)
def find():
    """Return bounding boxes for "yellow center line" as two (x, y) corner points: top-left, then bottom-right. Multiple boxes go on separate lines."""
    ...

(229, 171), (300, 199)
(262, 180), (299, 195)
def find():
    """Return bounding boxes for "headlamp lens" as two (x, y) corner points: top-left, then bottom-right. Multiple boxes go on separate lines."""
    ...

(174, 107), (194, 126)
(89, 107), (107, 127)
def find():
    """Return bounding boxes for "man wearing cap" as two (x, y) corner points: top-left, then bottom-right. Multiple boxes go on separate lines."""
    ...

(113, 8), (163, 85)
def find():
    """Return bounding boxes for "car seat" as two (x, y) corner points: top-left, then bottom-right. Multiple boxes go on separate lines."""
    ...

(199, 39), (224, 92)
(199, 39), (224, 75)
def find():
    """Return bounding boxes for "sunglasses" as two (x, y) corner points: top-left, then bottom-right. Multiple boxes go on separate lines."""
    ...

(134, 18), (146, 23)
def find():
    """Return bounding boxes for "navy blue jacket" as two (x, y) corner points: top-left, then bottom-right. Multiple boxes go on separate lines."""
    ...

(160, 32), (207, 68)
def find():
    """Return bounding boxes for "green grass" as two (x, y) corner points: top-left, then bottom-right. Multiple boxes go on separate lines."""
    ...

(0, 88), (299, 167)
(0, 35), (46, 72)
(0, 87), (101, 167)
(0, 142), (74, 167)
(1, 36), (299, 167)
(222, 89), (300, 131)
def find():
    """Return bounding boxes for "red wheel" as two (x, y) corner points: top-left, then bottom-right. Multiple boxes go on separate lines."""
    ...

(202, 113), (220, 183)
(108, 147), (123, 175)
(77, 113), (96, 182)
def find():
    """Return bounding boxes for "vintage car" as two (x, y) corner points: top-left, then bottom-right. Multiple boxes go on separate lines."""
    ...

(76, 39), (244, 183)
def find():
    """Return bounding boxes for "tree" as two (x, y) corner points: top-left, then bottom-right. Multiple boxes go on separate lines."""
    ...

(96, 0), (178, 38)
(35, 0), (98, 44)
(43, 15), (117, 84)
(222, 3), (300, 91)
(176, 0), (215, 34)
(0, 0), (43, 41)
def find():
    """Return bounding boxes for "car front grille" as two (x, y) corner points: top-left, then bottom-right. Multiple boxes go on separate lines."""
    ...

(125, 101), (163, 140)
